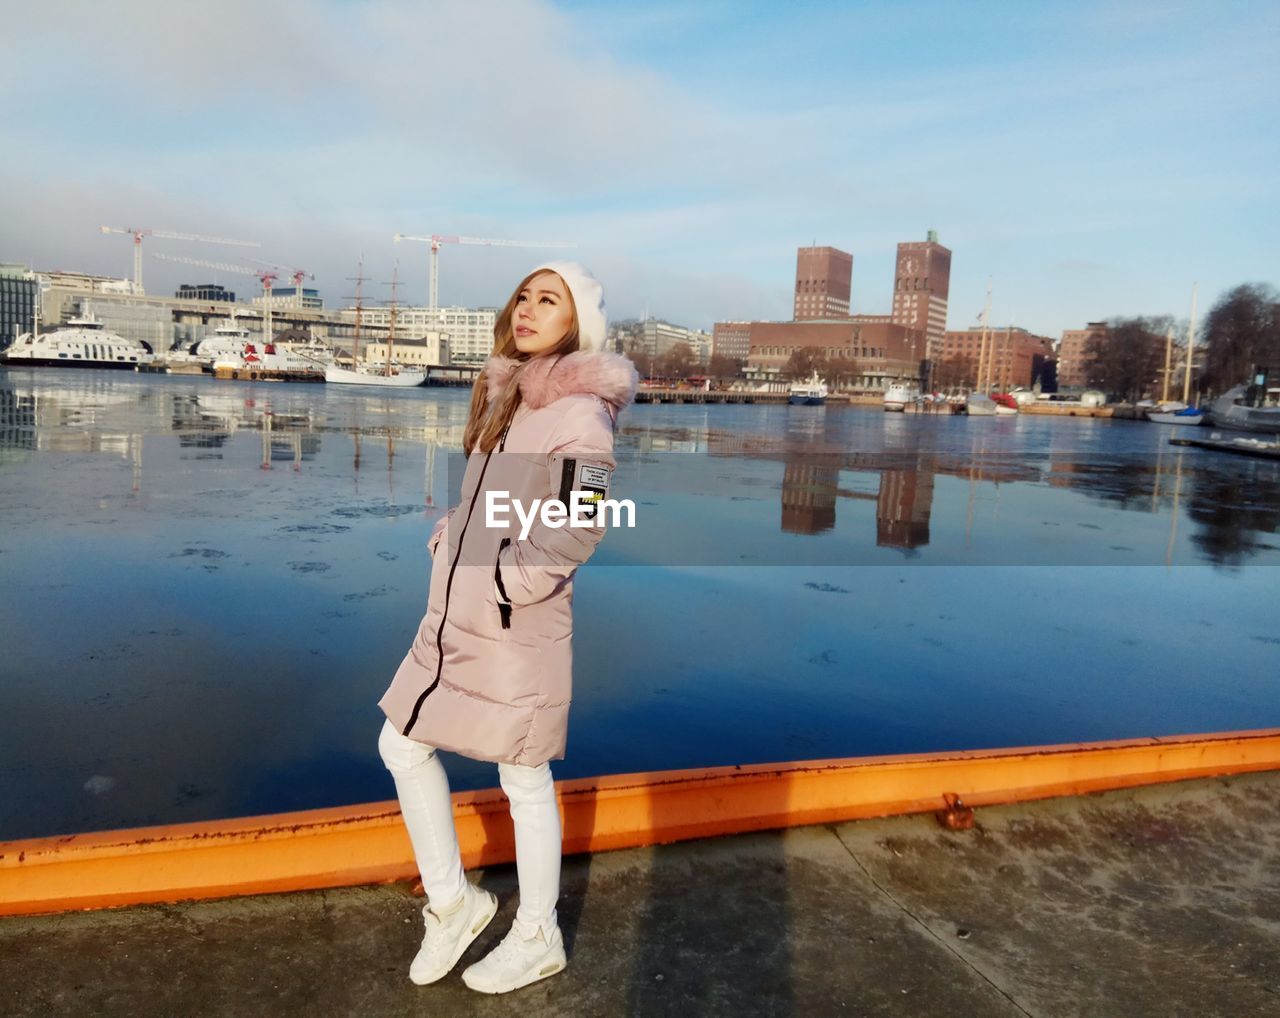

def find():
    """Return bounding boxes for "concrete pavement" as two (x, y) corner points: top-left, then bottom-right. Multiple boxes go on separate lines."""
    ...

(3, 771), (1278, 1017)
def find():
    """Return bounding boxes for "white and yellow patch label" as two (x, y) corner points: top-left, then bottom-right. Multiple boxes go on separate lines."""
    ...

(579, 464), (611, 489)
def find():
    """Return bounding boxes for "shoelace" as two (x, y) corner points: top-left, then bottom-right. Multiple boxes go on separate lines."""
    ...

(421, 904), (462, 951)
(485, 924), (541, 966)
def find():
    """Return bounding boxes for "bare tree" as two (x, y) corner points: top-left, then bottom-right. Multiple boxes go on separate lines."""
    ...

(826, 354), (859, 390)
(655, 341), (696, 379)
(1201, 283), (1280, 394)
(707, 353), (744, 382)
(934, 354), (976, 391)
(625, 341), (655, 379)
(784, 347), (828, 380)
(1088, 316), (1169, 401)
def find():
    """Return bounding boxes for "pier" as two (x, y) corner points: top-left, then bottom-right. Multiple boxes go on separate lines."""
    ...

(636, 387), (813, 405)
(1021, 401), (1116, 418)
(3, 765), (1278, 1016)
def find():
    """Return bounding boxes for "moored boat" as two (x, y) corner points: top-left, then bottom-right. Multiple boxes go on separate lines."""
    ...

(197, 321), (325, 381)
(1148, 404), (1205, 426)
(883, 382), (919, 412)
(992, 393), (1019, 415)
(788, 371), (828, 406)
(1, 312), (153, 369)
(324, 261), (427, 388)
(324, 364), (426, 387)
(965, 392), (997, 416)
(193, 319), (255, 370)
(1207, 385), (1280, 434)
(1034, 390), (1108, 408)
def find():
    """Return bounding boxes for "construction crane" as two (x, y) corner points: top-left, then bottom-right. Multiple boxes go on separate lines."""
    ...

(289, 269), (315, 309)
(99, 226), (259, 295)
(392, 233), (574, 311)
(216, 254), (312, 309)
(153, 253), (292, 346)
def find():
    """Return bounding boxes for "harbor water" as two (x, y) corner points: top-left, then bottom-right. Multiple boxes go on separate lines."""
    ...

(1, 368), (1278, 841)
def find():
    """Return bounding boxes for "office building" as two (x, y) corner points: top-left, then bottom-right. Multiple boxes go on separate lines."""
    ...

(636, 319), (712, 363)
(252, 287), (323, 311)
(794, 246), (853, 320)
(740, 317), (925, 390)
(891, 231), (951, 364)
(940, 326), (1055, 390)
(1058, 323), (1108, 388)
(357, 306), (496, 365)
(711, 321), (751, 362)
(1, 264), (38, 350)
(362, 335), (450, 368)
(176, 284), (236, 303)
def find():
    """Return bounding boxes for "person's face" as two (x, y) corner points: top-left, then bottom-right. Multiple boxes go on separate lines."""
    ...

(512, 272), (574, 355)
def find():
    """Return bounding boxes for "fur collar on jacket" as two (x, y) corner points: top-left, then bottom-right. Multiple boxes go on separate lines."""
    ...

(485, 351), (638, 412)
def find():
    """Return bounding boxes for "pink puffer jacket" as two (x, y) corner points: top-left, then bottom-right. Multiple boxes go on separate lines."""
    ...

(378, 351), (638, 765)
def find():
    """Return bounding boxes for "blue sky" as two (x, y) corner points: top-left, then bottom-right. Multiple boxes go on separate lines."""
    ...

(1, 0), (1276, 337)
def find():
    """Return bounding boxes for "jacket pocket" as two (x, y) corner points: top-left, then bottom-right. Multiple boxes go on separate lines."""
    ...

(494, 537), (513, 629)
(427, 514), (448, 560)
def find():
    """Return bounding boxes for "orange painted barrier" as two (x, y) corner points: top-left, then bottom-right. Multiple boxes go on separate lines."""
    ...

(3, 727), (1279, 917)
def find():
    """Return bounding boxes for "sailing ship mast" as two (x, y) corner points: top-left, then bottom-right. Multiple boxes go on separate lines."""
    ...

(1183, 283), (1198, 405)
(349, 259), (366, 370)
(1000, 324), (1012, 393)
(1160, 326), (1174, 404)
(385, 266), (400, 377)
(975, 280), (992, 394)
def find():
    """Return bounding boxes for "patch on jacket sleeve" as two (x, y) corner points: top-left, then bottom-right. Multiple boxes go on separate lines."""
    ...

(558, 457), (612, 520)
(578, 463), (610, 489)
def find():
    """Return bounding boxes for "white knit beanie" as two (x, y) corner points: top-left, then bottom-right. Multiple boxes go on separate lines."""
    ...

(532, 261), (607, 353)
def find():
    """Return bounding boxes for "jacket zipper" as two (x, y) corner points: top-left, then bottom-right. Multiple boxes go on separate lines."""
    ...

(494, 537), (512, 629)
(401, 445), (496, 736)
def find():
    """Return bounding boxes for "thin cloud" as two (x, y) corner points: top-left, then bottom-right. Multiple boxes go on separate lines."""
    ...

(0, 0), (1275, 336)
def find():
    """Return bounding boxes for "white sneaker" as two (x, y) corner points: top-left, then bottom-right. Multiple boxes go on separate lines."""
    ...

(408, 883), (498, 986)
(461, 917), (567, 994)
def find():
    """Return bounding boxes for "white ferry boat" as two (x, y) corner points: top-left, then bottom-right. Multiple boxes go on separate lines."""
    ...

(787, 371), (828, 406)
(2, 312), (153, 369)
(192, 318), (325, 381)
(192, 319), (255, 371)
(883, 383), (920, 412)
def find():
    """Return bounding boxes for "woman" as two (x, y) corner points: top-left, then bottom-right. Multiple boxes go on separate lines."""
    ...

(377, 262), (637, 994)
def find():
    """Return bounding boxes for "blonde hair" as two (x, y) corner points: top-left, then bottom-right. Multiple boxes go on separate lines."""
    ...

(462, 270), (581, 455)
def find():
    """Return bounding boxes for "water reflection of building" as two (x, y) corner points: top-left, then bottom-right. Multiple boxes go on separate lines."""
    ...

(0, 374), (467, 460)
(0, 382), (145, 456)
(0, 385), (37, 454)
(781, 461), (838, 534)
(777, 452), (935, 547)
(3, 373), (476, 512)
(636, 412), (1280, 566)
(876, 468), (934, 549)
(707, 428), (1058, 552)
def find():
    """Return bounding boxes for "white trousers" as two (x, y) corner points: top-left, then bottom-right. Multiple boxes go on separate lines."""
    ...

(377, 719), (561, 930)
